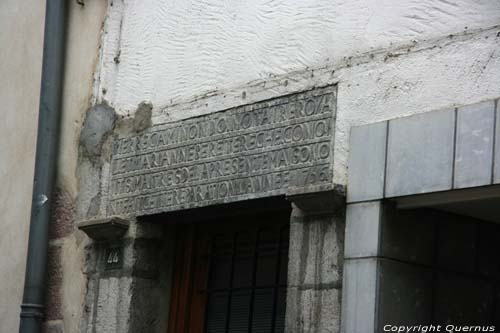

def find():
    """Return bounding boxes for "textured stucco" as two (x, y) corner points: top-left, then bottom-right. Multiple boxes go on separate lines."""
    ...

(96, 0), (500, 115)
(334, 27), (500, 184)
(2, 0), (491, 330)
(0, 1), (45, 331)
(95, 0), (500, 186)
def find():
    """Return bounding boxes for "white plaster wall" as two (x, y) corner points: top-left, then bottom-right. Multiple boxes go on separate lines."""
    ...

(0, 1), (45, 331)
(333, 27), (500, 184)
(97, 0), (500, 113)
(96, 0), (500, 186)
(94, 0), (500, 184)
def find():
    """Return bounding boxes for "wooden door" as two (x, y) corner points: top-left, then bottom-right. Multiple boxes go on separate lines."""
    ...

(167, 211), (290, 333)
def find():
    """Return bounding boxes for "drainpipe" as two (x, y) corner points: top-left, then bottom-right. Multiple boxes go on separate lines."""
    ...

(19, 0), (67, 332)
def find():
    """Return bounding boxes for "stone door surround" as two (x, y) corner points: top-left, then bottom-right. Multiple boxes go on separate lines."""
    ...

(347, 99), (499, 204)
(343, 98), (500, 332)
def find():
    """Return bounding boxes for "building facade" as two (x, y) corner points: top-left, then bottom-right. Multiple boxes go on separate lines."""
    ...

(2, 0), (500, 332)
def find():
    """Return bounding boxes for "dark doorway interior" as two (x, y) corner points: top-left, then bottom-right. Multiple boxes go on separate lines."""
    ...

(377, 205), (500, 329)
(167, 210), (290, 333)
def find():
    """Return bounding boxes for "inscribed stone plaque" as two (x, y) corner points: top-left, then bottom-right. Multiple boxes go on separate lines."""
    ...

(107, 86), (336, 216)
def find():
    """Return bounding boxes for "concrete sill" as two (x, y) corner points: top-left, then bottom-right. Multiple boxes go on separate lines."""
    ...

(78, 216), (129, 240)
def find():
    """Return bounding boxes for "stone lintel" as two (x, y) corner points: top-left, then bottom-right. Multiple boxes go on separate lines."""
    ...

(78, 216), (129, 240)
(106, 86), (337, 217)
(347, 97), (500, 206)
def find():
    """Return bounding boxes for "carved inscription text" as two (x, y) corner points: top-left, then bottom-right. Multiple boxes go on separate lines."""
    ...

(107, 86), (336, 215)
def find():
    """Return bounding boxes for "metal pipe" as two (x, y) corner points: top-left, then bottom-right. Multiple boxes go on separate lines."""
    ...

(19, 0), (67, 332)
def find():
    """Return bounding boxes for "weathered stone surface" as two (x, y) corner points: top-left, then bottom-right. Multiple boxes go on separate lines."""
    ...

(133, 101), (153, 133)
(287, 188), (344, 214)
(45, 244), (63, 321)
(286, 206), (343, 333)
(80, 220), (174, 333)
(80, 104), (116, 158)
(49, 188), (75, 240)
(77, 216), (129, 240)
(345, 201), (381, 259)
(95, 276), (133, 333)
(386, 109), (455, 197)
(341, 258), (377, 333)
(347, 121), (387, 203)
(288, 210), (343, 287)
(285, 287), (341, 333)
(43, 321), (64, 333)
(107, 86), (336, 216)
(454, 101), (495, 188)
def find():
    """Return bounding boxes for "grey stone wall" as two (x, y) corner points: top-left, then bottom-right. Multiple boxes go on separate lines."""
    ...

(285, 205), (345, 333)
(343, 202), (500, 332)
(80, 221), (174, 333)
(378, 206), (500, 327)
(347, 99), (500, 203)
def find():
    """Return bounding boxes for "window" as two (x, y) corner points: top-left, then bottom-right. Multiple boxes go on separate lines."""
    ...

(168, 212), (290, 333)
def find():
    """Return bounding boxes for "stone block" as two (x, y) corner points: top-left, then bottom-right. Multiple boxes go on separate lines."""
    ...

(377, 259), (433, 329)
(345, 202), (381, 259)
(454, 101), (495, 188)
(107, 86), (337, 216)
(347, 121), (387, 203)
(80, 275), (99, 333)
(94, 276), (133, 333)
(286, 287), (341, 333)
(131, 238), (163, 278)
(386, 109), (455, 197)
(288, 211), (343, 287)
(341, 258), (377, 333)
(129, 278), (163, 332)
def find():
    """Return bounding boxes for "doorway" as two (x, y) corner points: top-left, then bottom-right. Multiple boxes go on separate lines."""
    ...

(167, 210), (290, 333)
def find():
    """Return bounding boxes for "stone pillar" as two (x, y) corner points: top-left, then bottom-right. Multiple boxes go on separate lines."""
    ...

(342, 201), (381, 333)
(285, 191), (345, 333)
(342, 201), (437, 332)
(78, 217), (174, 333)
